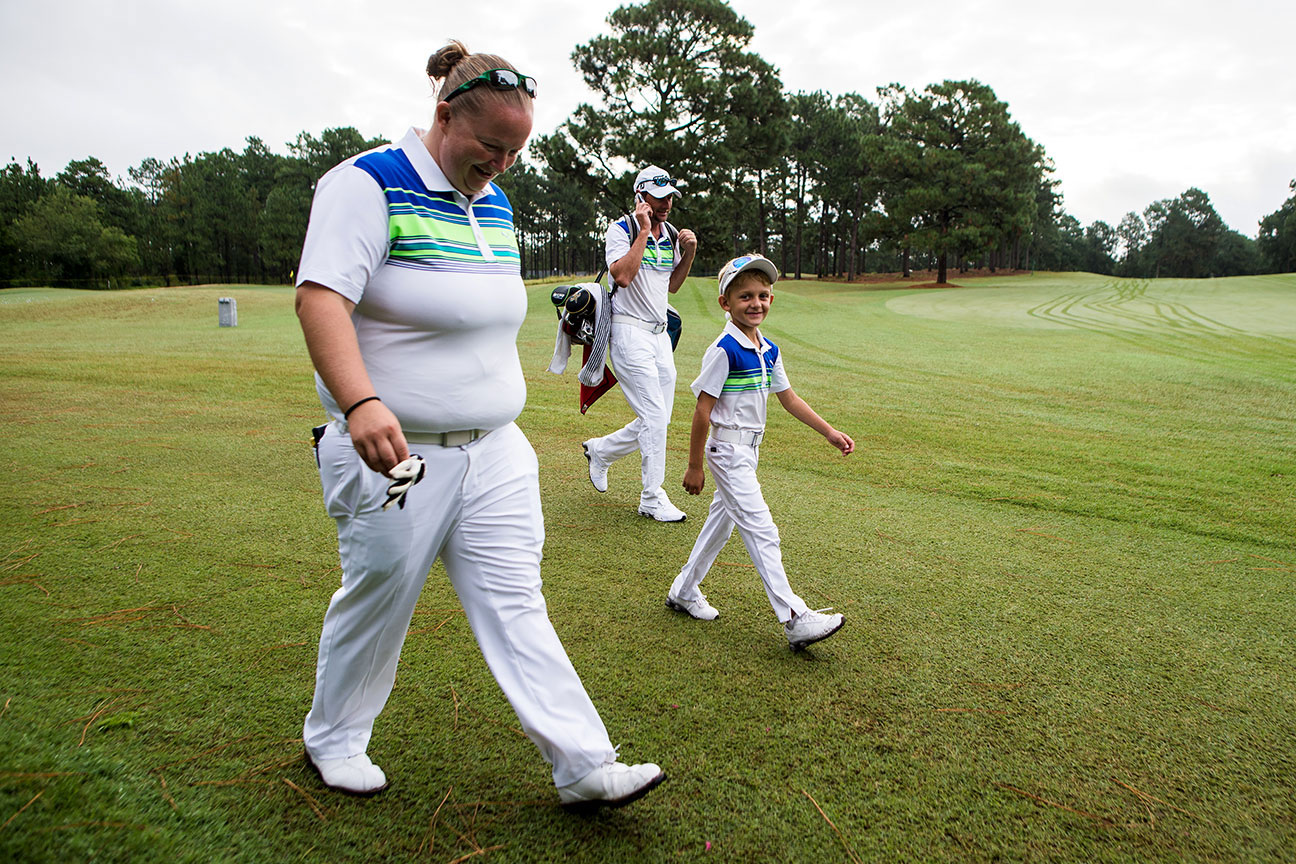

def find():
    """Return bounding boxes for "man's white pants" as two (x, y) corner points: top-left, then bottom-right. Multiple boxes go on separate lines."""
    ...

(303, 421), (616, 787)
(670, 440), (809, 623)
(588, 322), (676, 506)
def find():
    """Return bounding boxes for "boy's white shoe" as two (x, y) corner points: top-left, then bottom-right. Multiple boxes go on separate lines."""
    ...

(784, 609), (844, 649)
(666, 591), (719, 620)
(557, 761), (666, 809)
(582, 440), (609, 493)
(305, 750), (389, 796)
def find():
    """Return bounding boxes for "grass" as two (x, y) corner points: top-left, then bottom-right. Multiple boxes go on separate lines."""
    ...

(0, 272), (1293, 863)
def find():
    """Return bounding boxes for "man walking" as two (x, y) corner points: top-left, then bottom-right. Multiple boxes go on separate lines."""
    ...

(583, 165), (698, 521)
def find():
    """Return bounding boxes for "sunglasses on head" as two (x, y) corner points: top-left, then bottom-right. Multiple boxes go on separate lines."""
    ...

(638, 175), (676, 190)
(443, 68), (537, 103)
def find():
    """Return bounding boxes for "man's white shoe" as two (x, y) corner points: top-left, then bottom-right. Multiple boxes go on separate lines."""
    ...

(557, 761), (666, 809)
(305, 750), (389, 796)
(784, 608), (844, 650)
(638, 500), (687, 522)
(583, 440), (609, 493)
(666, 591), (719, 620)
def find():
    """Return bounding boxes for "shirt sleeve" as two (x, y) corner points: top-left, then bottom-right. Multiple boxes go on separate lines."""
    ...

(295, 164), (391, 303)
(690, 343), (730, 398)
(770, 351), (791, 393)
(604, 218), (631, 270)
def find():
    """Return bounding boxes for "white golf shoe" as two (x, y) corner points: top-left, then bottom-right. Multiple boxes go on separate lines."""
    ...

(666, 591), (719, 620)
(557, 760), (666, 810)
(583, 440), (609, 493)
(784, 608), (844, 650)
(638, 498), (686, 523)
(305, 750), (389, 795)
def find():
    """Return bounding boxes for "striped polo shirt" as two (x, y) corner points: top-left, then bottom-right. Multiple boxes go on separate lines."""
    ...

(296, 128), (527, 434)
(604, 215), (678, 324)
(690, 321), (791, 433)
(354, 143), (520, 276)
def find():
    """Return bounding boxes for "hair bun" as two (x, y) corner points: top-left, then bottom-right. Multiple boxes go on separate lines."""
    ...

(426, 39), (470, 80)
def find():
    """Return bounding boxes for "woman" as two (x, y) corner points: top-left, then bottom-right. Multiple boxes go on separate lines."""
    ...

(294, 41), (663, 809)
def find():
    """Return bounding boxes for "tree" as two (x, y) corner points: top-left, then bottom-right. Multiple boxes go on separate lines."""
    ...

(56, 157), (136, 233)
(1081, 220), (1117, 274)
(805, 93), (883, 281)
(1257, 179), (1296, 273)
(288, 128), (388, 185)
(518, 133), (609, 277)
(10, 186), (138, 282)
(780, 91), (830, 277)
(880, 80), (1037, 283)
(570, 0), (774, 175)
(1044, 213), (1085, 272)
(128, 157), (180, 278)
(1211, 229), (1262, 277)
(165, 149), (259, 281)
(0, 158), (48, 278)
(1142, 187), (1225, 278)
(564, 0), (785, 271)
(260, 181), (313, 282)
(1020, 148), (1062, 272)
(1115, 211), (1146, 274)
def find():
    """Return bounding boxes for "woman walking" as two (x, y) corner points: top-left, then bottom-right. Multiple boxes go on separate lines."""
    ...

(294, 41), (663, 809)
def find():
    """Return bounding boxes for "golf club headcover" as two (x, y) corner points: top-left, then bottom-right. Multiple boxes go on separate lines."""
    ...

(382, 455), (426, 511)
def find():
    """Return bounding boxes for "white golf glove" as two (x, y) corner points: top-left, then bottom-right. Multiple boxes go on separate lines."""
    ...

(382, 455), (426, 511)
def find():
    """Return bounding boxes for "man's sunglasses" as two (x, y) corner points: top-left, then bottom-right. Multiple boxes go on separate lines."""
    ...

(637, 175), (676, 190)
(443, 68), (538, 103)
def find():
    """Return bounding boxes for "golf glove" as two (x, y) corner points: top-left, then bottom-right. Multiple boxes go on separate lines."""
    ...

(382, 455), (426, 511)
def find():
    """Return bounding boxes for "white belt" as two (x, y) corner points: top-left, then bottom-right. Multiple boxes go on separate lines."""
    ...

(710, 426), (763, 447)
(403, 429), (490, 447)
(612, 313), (667, 335)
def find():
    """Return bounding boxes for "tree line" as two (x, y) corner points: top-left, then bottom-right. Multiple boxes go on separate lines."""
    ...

(2, 0), (1293, 289)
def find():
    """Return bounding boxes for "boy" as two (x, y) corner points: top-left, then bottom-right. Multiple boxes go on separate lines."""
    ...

(667, 254), (854, 649)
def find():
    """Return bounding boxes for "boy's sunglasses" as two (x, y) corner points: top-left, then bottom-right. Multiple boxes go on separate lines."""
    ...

(443, 68), (538, 103)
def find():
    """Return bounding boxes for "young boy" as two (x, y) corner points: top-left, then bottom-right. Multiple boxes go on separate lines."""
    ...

(666, 254), (855, 649)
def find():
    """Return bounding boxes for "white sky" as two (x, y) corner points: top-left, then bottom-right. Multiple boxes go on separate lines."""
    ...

(2, 0), (1291, 236)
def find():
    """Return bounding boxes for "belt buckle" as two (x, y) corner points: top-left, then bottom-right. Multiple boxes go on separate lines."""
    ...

(442, 430), (478, 447)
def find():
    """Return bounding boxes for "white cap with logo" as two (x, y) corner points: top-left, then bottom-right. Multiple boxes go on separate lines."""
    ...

(718, 254), (779, 296)
(633, 165), (681, 199)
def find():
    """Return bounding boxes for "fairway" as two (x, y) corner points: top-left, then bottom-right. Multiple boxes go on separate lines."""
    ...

(1, 272), (1293, 863)
(887, 274), (1296, 337)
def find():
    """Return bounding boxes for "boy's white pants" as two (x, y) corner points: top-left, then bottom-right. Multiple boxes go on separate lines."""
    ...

(670, 439), (810, 622)
(586, 322), (676, 507)
(303, 421), (616, 787)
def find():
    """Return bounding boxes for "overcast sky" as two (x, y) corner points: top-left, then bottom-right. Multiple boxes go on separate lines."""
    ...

(2, 0), (1291, 236)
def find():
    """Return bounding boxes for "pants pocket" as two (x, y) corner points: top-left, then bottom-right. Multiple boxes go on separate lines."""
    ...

(319, 429), (377, 520)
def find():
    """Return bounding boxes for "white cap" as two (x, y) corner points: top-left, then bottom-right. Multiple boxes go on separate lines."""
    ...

(718, 254), (779, 296)
(633, 165), (680, 199)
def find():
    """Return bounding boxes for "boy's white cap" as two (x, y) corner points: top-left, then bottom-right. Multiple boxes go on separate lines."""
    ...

(718, 254), (779, 296)
(633, 165), (680, 199)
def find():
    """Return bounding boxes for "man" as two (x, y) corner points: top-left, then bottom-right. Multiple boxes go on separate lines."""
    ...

(583, 165), (698, 521)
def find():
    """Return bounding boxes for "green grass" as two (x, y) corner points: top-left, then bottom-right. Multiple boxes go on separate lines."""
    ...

(1, 272), (1293, 863)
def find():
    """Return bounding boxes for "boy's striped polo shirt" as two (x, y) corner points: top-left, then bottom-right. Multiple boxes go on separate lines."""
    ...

(690, 321), (791, 434)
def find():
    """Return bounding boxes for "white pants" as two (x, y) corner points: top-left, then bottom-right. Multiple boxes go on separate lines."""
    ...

(303, 421), (616, 787)
(587, 322), (676, 506)
(670, 439), (809, 623)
